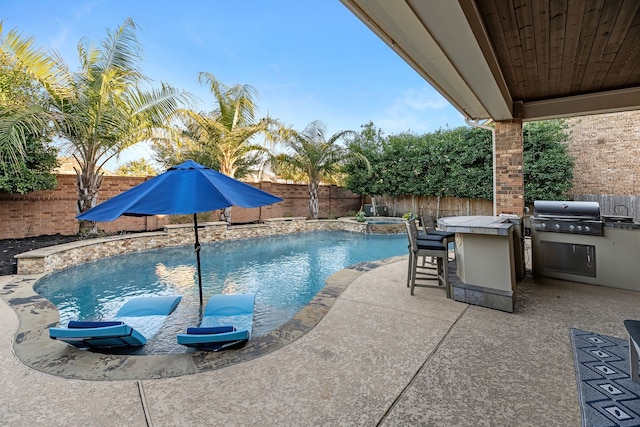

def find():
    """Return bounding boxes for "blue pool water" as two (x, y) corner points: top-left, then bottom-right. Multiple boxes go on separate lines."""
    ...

(35, 231), (407, 354)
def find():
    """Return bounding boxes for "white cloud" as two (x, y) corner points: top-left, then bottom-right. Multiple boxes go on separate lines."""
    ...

(74, 1), (97, 21)
(376, 86), (462, 134)
(49, 26), (71, 51)
(388, 87), (449, 113)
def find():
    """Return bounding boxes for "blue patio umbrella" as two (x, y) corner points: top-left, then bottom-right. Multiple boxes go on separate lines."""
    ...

(77, 160), (282, 306)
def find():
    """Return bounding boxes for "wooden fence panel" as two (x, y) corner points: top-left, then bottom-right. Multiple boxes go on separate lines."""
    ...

(373, 195), (493, 219)
(574, 194), (639, 221)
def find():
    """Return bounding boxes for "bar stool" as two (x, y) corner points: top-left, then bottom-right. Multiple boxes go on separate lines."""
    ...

(405, 219), (450, 297)
(420, 213), (456, 261)
(416, 233), (445, 268)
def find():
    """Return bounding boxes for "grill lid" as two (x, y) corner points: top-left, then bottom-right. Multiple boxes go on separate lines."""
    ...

(533, 200), (600, 219)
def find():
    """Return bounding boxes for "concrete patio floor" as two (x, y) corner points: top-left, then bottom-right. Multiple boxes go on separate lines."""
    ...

(1, 257), (639, 426)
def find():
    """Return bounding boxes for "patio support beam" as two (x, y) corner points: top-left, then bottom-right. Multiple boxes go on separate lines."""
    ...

(494, 120), (524, 217)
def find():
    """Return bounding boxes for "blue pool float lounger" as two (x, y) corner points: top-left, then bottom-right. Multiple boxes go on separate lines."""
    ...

(49, 295), (182, 349)
(177, 293), (255, 351)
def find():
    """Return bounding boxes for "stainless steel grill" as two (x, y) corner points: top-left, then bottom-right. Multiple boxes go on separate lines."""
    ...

(531, 200), (640, 288)
(531, 200), (603, 236)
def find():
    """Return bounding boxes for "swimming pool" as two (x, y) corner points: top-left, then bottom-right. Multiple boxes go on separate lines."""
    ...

(366, 219), (405, 225)
(35, 231), (407, 354)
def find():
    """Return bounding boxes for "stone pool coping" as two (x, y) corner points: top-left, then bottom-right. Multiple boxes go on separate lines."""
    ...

(2, 237), (405, 380)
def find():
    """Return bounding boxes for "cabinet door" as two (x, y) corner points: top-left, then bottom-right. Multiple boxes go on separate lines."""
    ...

(541, 241), (596, 277)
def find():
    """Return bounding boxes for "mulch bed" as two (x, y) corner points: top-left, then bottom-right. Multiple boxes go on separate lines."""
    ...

(0, 234), (84, 276)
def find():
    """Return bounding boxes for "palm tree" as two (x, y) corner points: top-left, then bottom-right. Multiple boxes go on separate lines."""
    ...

(274, 120), (370, 219)
(165, 72), (282, 221)
(0, 38), (60, 193)
(0, 19), (190, 233)
(0, 22), (72, 168)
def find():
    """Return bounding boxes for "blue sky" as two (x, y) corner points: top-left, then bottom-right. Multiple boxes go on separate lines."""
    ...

(2, 0), (466, 168)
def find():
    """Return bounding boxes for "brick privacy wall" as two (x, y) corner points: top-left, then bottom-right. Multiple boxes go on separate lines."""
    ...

(213, 182), (361, 223)
(565, 110), (640, 196)
(494, 119), (524, 216)
(0, 175), (162, 239)
(0, 175), (361, 239)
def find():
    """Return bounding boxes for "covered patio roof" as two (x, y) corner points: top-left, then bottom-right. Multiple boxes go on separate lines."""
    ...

(340, 0), (640, 122)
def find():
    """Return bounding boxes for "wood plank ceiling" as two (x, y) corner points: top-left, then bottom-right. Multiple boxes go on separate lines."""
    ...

(476, 0), (640, 103)
(341, 0), (640, 121)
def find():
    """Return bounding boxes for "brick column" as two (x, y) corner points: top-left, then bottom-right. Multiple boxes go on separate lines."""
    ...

(494, 120), (524, 216)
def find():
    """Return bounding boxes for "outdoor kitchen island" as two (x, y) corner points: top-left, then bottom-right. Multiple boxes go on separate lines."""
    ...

(437, 215), (525, 312)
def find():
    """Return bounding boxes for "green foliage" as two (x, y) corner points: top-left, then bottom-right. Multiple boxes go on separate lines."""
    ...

(0, 52), (42, 108)
(271, 153), (307, 182)
(275, 121), (356, 182)
(343, 120), (572, 204)
(437, 127), (493, 199)
(1, 19), (190, 222)
(152, 132), (221, 171)
(378, 132), (423, 197)
(343, 122), (383, 196)
(115, 158), (158, 177)
(0, 135), (58, 193)
(344, 125), (493, 199)
(0, 50), (59, 192)
(0, 23), (71, 169)
(402, 211), (415, 220)
(523, 119), (574, 203)
(274, 120), (369, 219)
(154, 72), (279, 180)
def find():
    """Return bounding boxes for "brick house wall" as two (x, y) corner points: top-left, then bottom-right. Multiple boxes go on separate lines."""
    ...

(566, 110), (640, 196)
(0, 176), (362, 239)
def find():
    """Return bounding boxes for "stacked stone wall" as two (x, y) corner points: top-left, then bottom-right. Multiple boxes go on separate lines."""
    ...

(14, 218), (372, 275)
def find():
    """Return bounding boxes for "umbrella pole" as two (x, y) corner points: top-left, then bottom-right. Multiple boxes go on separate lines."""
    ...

(194, 213), (203, 308)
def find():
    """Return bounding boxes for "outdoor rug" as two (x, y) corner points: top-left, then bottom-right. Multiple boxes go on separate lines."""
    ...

(571, 328), (640, 426)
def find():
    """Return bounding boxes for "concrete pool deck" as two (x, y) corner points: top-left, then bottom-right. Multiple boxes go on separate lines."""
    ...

(2, 258), (639, 425)
(0, 257), (403, 380)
